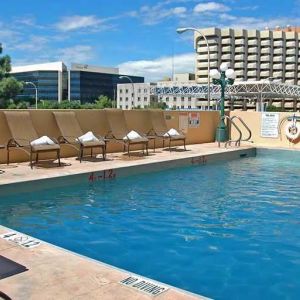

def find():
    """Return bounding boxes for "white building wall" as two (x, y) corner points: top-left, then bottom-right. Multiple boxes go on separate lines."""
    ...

(117, 83), (151, 109)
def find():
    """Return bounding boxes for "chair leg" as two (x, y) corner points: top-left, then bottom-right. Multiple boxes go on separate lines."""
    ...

(128, 144), (130, 157)
(36, 153), (39, 163)
(90, 148), (93, 158)
(163, 139), (165, 149)
(146, 142), (149, 156)
(169, 139), (171, 152)
(184, 139), (186, 150)
(153, 139), (156, 153)
(57, 150), (61, 166)
(102, 146), (105, 161)
(6, 148), (10, 165)
(79, 147), (83, 163)
(30, 151), (33, 169)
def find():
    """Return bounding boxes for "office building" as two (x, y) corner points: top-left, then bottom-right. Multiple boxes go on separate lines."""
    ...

(69, 63), (144, 103)
(11, 62), (144, 103)
(11, 62), (68, 102)
(195, 27), (300, 85)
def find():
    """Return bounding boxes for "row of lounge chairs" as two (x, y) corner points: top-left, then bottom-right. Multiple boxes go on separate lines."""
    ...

(3, 110), (186, 168)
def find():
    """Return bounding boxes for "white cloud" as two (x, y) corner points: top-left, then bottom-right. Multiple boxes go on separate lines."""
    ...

(132, 3), (187, 25)
(118, 52), (195, 82)
(56, 45), (94, 65)
(193, 2), (230, 13)
(55, 15), (108, 32)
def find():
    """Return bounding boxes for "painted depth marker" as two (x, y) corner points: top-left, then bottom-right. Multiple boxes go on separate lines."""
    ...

(0, 232), (41, 249)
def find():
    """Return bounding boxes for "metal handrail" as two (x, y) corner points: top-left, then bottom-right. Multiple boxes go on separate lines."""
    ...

(222, 115), (242, 148)
(230, 115), (252, 142)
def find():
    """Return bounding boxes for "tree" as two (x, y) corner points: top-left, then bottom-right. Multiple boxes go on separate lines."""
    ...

(94, 95), (114, 109)
(0, 44), (23, 107)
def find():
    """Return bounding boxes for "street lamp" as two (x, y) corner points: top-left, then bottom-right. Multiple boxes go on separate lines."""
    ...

(119, 75), (134, 109)
(210, 63), (236, 143)
(25, 81), (38, 109)
(176, 27), (211, 110)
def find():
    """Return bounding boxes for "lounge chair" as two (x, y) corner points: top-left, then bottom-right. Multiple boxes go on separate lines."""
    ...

(53, 111), (106, 162)
(147, 110), (186, 151)
(4, 111), (61, 169)
(105, 109), (149, 156)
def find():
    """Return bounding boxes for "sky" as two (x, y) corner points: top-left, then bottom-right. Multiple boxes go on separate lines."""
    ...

(0, 0), (299, 81)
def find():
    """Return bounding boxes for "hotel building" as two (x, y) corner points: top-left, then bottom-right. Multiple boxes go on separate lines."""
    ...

(195, 27), (300, 85)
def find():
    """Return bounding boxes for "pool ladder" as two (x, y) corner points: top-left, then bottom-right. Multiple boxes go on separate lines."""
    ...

(219, 115), (253, 148)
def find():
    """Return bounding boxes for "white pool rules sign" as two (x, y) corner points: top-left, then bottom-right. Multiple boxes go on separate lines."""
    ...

(261, 112), (280, 138)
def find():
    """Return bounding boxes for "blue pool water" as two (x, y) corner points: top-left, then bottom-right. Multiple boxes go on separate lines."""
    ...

(1, 149), (300, 299)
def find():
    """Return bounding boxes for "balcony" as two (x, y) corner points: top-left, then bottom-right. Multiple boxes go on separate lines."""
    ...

(234, 62), (245, 68)
(260, 63), (270, 69)
(235, 46), (245, 53)
(235, 70), (244, 76)
(286, 48), (296, 55)
(273, 71), (283, 77)
(286, 41), (296, 47)
(248, 47), (258, 54)
(285, 79), (296, 85)
(222, 46), (232, 53)
(273, 56), (283, 62)
(247, 70), (258, 77)
(286, 56), (296, 63)
(260, 55), (271, 62)
(274, 40), (283, 47)
(273, 48), (283, 55)
(261, 40), (271, 47)
(285, 64), (295, 70)
(285, 71), (295, 78)
(235, 39), (245, 45)
(260, 70), (270, 77)
(221, 53), (232, 60)
(198, 61), (218, 68)
(273, 63), (283, 70)
(198, 53), (219, 60)
(221, 38), (232, 45)
(261, 48), (271, 54)
(248, 54), (258, 61)
(235, 54), (245, 61)
(248, 62), (258, 69)
(248, 39), (258, 46)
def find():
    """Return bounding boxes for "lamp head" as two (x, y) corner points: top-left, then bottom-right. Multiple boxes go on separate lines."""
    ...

(210, 69), (221, 80)
(225, 68), (236, 80)
(220, 62), (229, 72)
(176, 27), (189, 34)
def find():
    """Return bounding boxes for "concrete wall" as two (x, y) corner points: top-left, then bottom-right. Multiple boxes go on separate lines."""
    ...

(0, 110), (220, 164)
(229, 111), (300, 149)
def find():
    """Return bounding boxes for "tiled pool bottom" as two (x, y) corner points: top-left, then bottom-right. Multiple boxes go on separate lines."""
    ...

(1, 148), (300, 299)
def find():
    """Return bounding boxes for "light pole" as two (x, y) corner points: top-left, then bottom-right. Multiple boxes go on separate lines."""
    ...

(210, 63), (236, 143)
(176, 27), (211, 110)
(119, 75), (134, 109)
(25, 81), (38, 109)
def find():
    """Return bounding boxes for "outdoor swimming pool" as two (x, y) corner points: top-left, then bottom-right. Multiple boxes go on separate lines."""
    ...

(1, 149), (299, 299)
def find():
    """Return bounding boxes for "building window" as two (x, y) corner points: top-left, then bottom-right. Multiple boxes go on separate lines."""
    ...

(138, 89), (141, 93)
(125, 89), (128, 93)
(181, 105), (184, 109)
(181, 97), (184, 101)
(166, 97), (169, 102)
(144, 97), (147, 101)
(188, 97), (192, 101)
(120, 90), (123, 93)
(120, 97), (122, 101)
(173, 97), (177, 100)
(125, 97), (128, 101)
(138, 97), (141, 101)
(126, 105), (128, 109)
(144, 89), (147, 93)
(188, 105), (191, 109)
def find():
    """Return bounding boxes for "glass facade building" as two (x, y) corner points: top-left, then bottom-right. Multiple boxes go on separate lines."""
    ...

(13, 71), (68, 101)
(69, 71), (144, 103)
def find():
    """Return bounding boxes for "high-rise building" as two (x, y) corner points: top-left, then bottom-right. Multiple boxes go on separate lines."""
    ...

(195, 27), (300, 85)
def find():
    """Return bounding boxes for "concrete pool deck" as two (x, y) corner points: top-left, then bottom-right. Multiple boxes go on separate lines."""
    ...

(0, 143), (255, 299)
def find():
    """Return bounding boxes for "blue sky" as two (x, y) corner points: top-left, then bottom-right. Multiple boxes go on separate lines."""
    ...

(1, 0), (299, 81)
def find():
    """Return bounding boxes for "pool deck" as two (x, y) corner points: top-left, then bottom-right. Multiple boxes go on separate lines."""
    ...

(0, 143), (255, 300)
